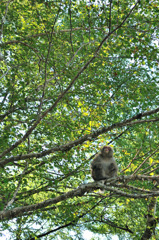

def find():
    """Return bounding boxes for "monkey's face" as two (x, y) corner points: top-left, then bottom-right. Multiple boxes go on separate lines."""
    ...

(102, 146), (113, 157)
(103, 146), (112, 153)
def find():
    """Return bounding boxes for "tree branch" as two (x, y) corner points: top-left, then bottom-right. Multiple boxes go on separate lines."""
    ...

(0, 0), (141, 160)
(0, 27), (105, 47)
(0, 108), (158, 166)
(132, 146), (159, 175)
(3, 163), (28, 210)
(28, 199), (104, 240)
(1, 175), (159, 221)
(109, 0), (112, 33)
(141, 197), (158, 240)
(100, 219), (133, 234)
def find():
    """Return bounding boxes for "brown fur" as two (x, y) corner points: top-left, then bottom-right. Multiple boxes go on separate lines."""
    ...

(91, 146), (118, 181)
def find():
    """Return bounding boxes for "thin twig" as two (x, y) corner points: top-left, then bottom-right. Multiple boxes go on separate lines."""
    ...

(121, 145), (142, 173)
(109, 0), (112, 33)
(3, 163), (28, 210)
(0, 0), (142, 161)
(132, 146), (159, 175)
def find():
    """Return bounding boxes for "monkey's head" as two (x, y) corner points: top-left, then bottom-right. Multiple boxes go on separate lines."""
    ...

(101, 146), (113, 157)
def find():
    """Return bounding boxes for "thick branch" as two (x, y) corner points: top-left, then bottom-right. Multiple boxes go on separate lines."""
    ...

(1, 175), (159, 221)
(0, 108), (158, 166)
(141, 197), (158, 240)
(0, 182), (96, 221)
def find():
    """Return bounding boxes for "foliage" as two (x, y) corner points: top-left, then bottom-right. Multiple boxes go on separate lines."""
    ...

(0, 0), (159, 239)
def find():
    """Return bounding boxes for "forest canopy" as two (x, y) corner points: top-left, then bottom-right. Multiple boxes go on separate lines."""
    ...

(0, 0), (159, 239)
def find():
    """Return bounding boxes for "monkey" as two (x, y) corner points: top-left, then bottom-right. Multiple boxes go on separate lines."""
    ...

(90, 146), (118, 182)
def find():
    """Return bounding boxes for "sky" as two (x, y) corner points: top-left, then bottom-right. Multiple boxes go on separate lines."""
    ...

(83, 230), (119, 240)
(1, 229), (119, 240)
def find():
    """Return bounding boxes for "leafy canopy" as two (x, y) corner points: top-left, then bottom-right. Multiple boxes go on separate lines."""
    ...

(0, 0), (159, 239)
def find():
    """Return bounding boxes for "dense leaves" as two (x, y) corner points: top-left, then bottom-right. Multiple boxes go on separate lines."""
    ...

(0, 0), (159, 239)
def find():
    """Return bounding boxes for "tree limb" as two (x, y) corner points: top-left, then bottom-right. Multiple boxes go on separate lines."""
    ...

(0, 108), (158, 166)
(141, 197), (158, 240)
(1, 175), (159, 221)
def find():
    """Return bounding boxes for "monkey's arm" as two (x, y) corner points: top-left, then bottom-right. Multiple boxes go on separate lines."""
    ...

(108, 162), (118, 175)
(91, 161), (106, 181)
